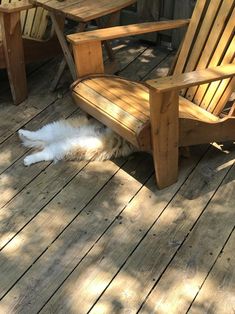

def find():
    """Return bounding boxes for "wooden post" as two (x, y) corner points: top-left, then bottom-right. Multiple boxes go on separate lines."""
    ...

(0, 11), (27, 104)
(149, 89), (179, 189)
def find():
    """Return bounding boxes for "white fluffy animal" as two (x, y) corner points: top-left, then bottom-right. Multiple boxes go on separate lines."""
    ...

(18, 115), (136, 166)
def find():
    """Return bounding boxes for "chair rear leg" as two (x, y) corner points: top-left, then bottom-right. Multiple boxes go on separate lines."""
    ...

(149, 90), (179, 189)
(0, 12), (27, 104)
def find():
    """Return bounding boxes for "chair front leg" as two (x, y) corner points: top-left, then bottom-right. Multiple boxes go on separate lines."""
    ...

(0, 11), (27, 104)
(149, 89), (179, 189)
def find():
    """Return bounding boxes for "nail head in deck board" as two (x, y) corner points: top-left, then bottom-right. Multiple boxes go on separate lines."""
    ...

(87, 145), (235, 313)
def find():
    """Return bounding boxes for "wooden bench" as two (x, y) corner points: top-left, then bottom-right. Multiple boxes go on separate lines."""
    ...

(69, 0), (235, 189)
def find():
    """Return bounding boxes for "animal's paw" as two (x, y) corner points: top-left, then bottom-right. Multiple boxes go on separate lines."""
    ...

(18, 129), (27, 141)
(18, 129), (34, 142)
(23, 156), (33, 166)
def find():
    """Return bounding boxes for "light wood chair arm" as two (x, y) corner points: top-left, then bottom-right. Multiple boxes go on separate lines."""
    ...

(0, 0), (33, 13)
(146, 64), (235, 93)
(67, 19), (190, 45)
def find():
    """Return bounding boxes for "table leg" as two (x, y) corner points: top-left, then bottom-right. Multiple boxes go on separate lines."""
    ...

(49, 12), (77, 81)
(50, 21), (87, 91)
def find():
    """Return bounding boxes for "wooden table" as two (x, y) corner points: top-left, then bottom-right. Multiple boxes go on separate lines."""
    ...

(31, 0), (136, 86)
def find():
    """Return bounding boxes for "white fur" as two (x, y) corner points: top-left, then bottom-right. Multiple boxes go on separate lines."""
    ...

(18, 116), (135, 166)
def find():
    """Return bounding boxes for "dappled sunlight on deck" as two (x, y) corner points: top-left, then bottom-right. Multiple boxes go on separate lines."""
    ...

(0, 12), (234, 311)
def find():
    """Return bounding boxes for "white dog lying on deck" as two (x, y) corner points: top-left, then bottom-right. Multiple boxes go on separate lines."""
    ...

(18, 115), (135, 166)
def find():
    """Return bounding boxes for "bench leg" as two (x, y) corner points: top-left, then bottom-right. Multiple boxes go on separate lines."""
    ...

(149, 90), (179, 189)
(0, 12), (27, 105)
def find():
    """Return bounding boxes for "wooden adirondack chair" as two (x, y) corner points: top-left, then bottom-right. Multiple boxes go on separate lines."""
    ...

(68, 0), (235, 189)
(0, 0), (61, 104)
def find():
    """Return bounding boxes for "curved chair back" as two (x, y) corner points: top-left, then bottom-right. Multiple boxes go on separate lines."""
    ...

(173, 0), (235, 115)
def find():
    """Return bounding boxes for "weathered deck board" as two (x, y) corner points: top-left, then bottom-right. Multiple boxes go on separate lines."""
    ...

(139, 158), (235, 314)
(0, 37), (234, 314)
(118, 46), (172, 81)
(188, 227), (235, 314)
(39, 147), (206, 314)
(86, 145), (235, 314)
(0, 60), (61, 144)
(0, 154), (152, 308)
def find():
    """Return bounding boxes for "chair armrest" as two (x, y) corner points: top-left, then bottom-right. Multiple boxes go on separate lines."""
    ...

(67, 19), (189, 45)
(145, 64), (235, 93)
(0, 0), (33, 13)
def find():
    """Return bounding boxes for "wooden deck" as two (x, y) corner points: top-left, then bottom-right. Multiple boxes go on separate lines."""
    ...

(0, 38), (234, 314)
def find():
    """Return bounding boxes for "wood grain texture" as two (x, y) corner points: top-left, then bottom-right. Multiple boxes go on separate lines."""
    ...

(35, 0), (137, 22)
(179, 116), (235, 146)
(0, 154), (152, 311)
(140, 162), (235, 314)
(87, 144), (235, 314)
(146, 64), (235, 93)
(189, 5), (235, 106)
(0, 32), (234, 314)
(0, 0), (32, 13)
(67, 20), (189, 44)
(188, 227), (235, 314)
(73, 41), (104, 78)
(150, 90), (179, 188)
(0, 11), (27, 104)
(186, 0), (235, 104)
(38, 150), (206, 314)
(0, 59), (61, 143)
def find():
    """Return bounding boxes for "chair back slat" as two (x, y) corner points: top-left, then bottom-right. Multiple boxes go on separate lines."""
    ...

(0, 0), (50, 40)
(23, 8), (37, 37)
(174, 0), (235, 115)
(173, 0), (210, 75)
(185, 0), (234, 104)
(193, 8), (235, 108)
(202, 37), (235, 113)
(30, 8), (47, 39)
(208, 74), (235, 116)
